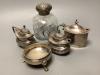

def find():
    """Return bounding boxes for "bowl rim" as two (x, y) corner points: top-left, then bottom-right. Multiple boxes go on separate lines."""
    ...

(24, 43), (51, 60)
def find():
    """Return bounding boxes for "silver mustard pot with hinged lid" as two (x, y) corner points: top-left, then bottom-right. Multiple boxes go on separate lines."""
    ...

(61, 20), (89, 48)
(48, 26), (71, 55)
(12, 25), (36, 48)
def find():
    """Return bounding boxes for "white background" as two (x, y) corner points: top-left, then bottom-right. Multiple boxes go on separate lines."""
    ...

(0, 0), (100, 75)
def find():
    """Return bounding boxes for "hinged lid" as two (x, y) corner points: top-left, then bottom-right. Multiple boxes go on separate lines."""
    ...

(12, 25), (33, 40)
(53, 32), (66, 41)
(49, 32), (70, 45)
(65, 20), (89, 34)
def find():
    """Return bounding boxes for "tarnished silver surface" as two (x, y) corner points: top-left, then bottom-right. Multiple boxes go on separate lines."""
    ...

(36, 3), (52, 16)
(24, 43), (52, 71)
(0, 0), (99, 75)
(64, 20), (89, 48)
(12, 25), (35, 48)
(48, 28), (71, 55)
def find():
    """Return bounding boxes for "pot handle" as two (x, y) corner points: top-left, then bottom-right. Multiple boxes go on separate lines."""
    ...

(42, 60), (48, 72)
(12, 26), (19, 38)
(12, 26), (16, 33)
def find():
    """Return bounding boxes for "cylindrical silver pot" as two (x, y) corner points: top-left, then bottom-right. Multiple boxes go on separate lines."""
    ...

(62, 20), (89, 48)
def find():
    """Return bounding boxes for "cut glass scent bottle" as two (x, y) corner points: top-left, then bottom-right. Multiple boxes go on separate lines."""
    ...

(33, 3), (58, 42)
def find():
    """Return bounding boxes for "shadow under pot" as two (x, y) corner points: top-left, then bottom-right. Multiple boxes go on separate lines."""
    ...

(48, 31), (71, 55)
(63, 20), (89, 48)
(23, 43), (52, 71)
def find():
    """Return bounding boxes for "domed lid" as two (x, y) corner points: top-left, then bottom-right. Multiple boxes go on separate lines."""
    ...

(12, 25), (33, 40)
(53, 32), (66, 41)
(36, 3), (52, 16)
(65, 20), (88, 34)
(48, 32), (71, 45)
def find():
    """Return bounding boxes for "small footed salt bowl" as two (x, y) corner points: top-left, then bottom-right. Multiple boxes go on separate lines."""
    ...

(23, 43), (52, 71)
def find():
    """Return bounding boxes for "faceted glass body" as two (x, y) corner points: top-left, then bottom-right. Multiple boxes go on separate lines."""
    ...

(33, 13), (58, 42)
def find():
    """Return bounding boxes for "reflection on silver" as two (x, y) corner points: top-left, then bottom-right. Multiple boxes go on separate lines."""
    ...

(12, 25), (35, 48)
(24, 43), (52, 71)
(48, 27), (71, 55)
(64, 19), (90, 48)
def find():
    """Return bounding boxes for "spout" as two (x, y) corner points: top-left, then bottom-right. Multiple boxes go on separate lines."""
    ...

(67, 38), (71, 43)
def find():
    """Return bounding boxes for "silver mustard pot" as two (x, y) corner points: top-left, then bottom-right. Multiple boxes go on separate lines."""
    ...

(48, 27), (71, 55)
(12, 25), (35, 48)
(62, 20), (89, 48)
(23, 43), (52, 71)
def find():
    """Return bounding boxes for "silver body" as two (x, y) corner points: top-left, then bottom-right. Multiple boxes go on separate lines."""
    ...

(64, 20), (89, 48)
(48, 31), (70, 55)
(12, 25), (35, 48)
(16, 38), (34, 48)
(24, 43), (52, 71)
